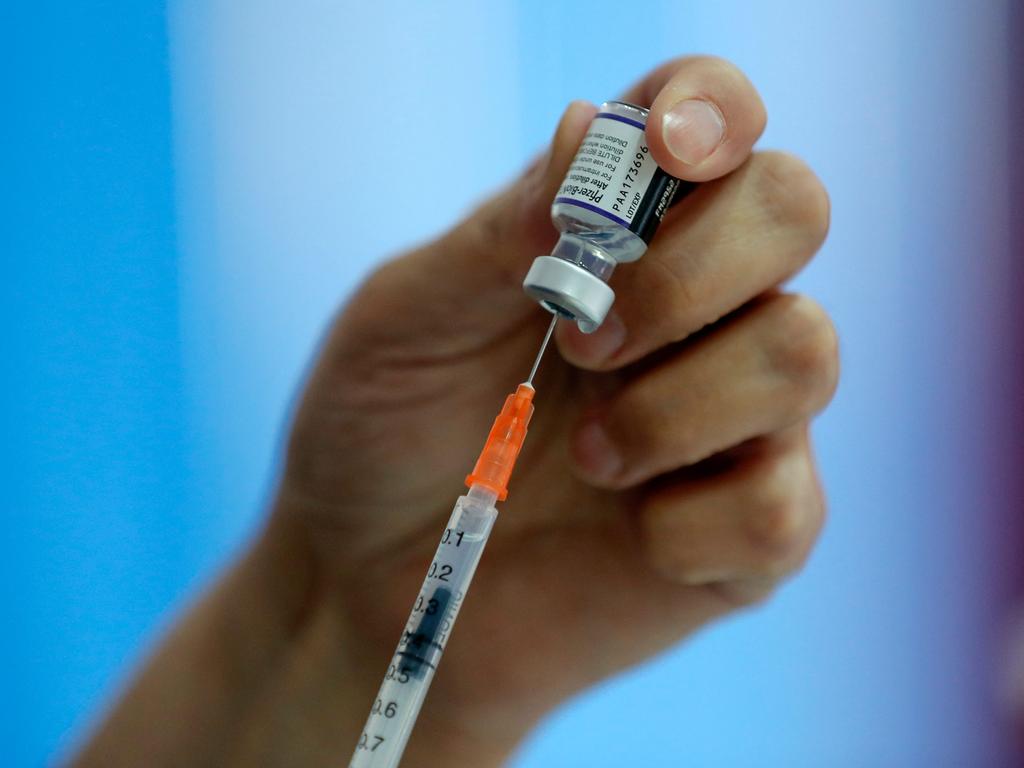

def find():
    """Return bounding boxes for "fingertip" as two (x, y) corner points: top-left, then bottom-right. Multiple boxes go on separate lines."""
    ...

(541, 100), (600, 194)
(554, 309), (628, 370)
(512, 99), (602, 264)
(645, 57), (766, 182)
(566, 98), (601, 124)
(553, 100), (601, 161)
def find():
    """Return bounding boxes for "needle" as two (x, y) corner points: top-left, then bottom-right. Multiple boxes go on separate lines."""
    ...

(525, 314), (557, 387)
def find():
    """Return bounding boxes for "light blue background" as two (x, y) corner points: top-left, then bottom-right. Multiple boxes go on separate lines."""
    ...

(6, 1), (1018, 765)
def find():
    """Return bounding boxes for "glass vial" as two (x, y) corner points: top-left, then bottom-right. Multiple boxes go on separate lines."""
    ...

(523, 101), (682, 332)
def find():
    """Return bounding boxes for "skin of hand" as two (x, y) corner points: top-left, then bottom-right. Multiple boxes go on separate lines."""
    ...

(72, 56), (837, 768)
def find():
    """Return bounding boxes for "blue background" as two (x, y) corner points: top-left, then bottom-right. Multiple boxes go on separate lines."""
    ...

(5, 1), (1020, 765)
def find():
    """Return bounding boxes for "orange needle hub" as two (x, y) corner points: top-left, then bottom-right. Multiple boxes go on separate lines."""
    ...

(465, 383), (536, 501)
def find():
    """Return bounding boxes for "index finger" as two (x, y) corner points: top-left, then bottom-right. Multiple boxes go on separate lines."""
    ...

(621, 55), (767, 182)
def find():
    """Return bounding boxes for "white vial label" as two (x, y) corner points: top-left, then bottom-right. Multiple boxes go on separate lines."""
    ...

(555, 111), (677, 241)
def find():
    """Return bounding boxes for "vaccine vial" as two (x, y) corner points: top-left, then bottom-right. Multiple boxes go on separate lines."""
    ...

(523, 101), (683, 333)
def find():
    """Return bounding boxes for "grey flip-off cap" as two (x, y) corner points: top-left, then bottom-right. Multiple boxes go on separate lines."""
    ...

(522, 255), (615, 334)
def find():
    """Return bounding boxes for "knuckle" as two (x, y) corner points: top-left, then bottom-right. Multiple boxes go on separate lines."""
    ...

(769, 295), (840, 412)
(640, 495), (722, 585)
(663, 54), (736, 84)
(753, 151), (831, 256)
(687, 54), (744, 82)
(744, 458), (816, 574)
(750, 499), (806, 572)
(673, 54), (753, 99)
(709, 577), (780, 609)
(643, 517), (702, 583)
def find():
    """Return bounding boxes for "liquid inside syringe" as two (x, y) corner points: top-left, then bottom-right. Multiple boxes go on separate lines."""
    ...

(349, 316), (556, 768)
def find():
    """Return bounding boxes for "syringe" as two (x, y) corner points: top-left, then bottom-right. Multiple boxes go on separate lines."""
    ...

(348, 315), (557, 768)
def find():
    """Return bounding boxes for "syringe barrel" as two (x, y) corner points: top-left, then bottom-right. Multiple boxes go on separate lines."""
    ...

(349, 486), (498, 768)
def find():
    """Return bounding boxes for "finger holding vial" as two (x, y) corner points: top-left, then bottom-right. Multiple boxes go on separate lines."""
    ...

(519, 56), (819, 368)
(622, 55), (768, 182)
(639, 425), (827, 606)
(570, 293), (840, 490)
(543, 59), (837, 611)
(556, 151), (831, 370)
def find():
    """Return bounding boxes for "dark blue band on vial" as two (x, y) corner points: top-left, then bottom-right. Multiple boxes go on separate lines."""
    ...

(594, 112), (646, 130)
(553, 197), (632, 228)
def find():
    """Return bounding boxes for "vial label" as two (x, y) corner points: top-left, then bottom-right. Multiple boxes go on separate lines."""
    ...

(555, 111), (681, 243)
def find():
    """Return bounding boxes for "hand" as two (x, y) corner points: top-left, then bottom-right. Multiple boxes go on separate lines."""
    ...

(274, 56), (837, 766)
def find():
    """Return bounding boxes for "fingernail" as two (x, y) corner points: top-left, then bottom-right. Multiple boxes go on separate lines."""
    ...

(573, 419), (623, 482)
(560, 309), (627, 365)
(662, 99), (725, 165)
